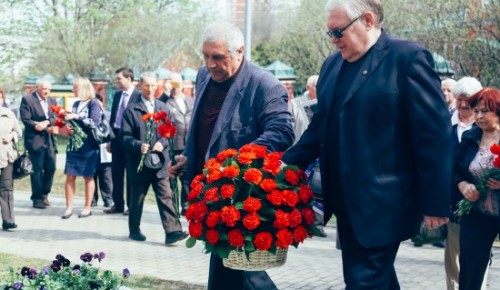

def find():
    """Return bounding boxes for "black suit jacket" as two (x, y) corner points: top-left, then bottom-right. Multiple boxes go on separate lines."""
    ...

(109, 88), (141, 135)
(19, 92), (57, 153)
(282, 31), (452, 247)
(121, 97), (170, 181)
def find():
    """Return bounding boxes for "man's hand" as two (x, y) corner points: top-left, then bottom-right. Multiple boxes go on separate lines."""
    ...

(168, 154), (187, 178)
(34, 120), (50, 131)
(140, 143), (150, 154)
(152, 142), (164, 152)
(47, 126), (59, 134)
(423, 215), (448, 230)
(458, 181), (480, 202)
(105, 142), (111, 153)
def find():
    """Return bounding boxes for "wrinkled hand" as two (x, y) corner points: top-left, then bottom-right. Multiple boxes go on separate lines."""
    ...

(459, 182), (480, 202)
(487, 178), (500, 190)
(152, 142), (164, 152)
(64, 113), (79, 121)
(47, 126), (59, 134)
(140, 143), (150, 154)
(168, 154), (187, 178)
(423, 215), (448, 230)
(2, 133), (12, 144)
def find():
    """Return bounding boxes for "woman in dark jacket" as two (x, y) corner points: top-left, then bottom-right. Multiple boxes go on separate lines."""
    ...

(452, 87), (500, 290)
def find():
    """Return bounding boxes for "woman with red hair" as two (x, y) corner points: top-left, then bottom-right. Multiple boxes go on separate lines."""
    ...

(452, 87), (500, 289)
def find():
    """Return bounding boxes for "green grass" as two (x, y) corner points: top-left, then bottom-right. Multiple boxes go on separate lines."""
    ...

(0, 252), (204, 290)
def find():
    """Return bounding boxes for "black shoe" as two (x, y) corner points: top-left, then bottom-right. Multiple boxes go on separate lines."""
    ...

(61, 212), (73, 219)
(2, 222), (18, 231)
(129, 231), (147, 241)
(104, 206), (123, 214)
(165, 231), (188, 245)
(33, 201), (46, 209)
(432, 241), (445, 248)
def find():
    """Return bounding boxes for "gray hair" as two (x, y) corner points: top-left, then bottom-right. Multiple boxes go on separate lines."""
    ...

(307, 75), (319, 86)
(452, 77), (482, 98)
(140, 71), (158, 83)
(441, 78), (457, 87)
(36, 78), (52, 88)
(202, 21), (244, 58)
(325, 0), (384, 26)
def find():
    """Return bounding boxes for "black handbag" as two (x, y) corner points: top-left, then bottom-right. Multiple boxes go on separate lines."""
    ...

(12, 142), (33, 180)
(86, 108), (112, 146)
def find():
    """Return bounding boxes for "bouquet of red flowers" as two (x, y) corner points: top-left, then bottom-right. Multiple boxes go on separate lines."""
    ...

(185, 144), (317, 269)
(455, 143), (500, 220)
(50, 105), (87, 151)
(137, 110), (169, 172)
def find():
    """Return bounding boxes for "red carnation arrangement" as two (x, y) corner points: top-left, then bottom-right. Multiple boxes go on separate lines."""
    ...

(185, 144), (317, 265)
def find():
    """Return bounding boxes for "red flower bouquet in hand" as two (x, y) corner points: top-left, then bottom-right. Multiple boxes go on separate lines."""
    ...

(185, 144), (317, 269)
(455, 143), (500, 220)
(50, 105), (87, 151)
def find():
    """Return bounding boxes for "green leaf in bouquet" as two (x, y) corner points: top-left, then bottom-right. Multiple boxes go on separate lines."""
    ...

(234, 201), (244, 209)
(185, 236), (197, 248)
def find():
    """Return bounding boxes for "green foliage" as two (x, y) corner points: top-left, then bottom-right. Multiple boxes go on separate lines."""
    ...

(0, 252), (129, 290)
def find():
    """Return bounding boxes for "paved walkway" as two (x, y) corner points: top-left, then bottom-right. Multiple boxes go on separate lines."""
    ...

(1, 190), (499, 289)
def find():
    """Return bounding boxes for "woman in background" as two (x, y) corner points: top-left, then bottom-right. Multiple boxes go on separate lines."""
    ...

(0, 87), (22, 230)
(61, 77), (102, 219)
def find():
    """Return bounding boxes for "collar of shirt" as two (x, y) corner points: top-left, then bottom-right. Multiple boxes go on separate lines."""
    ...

(141, 96), (155, 113)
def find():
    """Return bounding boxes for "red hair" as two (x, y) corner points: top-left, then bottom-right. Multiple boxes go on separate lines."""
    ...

(468, 87), (500, 117)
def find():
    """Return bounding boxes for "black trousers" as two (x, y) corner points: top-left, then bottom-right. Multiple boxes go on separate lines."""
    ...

(207, 254), (277, 290)
(459, 209), (500, 290)
(29, 146), (56, 202)
(0, 163), (15, 223)
(338, 218), (401, 290)
(93, 160), (113, 206)
(110, 132), (130, 211)
(174, 149), (189, 209)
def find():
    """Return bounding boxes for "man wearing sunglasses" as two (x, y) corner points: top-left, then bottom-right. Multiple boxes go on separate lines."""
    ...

(282, 0), (451, 289)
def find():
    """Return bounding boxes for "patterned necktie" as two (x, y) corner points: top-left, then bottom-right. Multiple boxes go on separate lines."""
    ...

(114, 92), (129, 128)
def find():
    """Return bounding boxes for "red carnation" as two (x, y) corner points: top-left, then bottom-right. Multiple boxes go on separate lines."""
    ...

(243, 212), (261, 230)
(237, 151), (257, 165)
(293, 226), (308, 243)
(254, 232), (273, 251)
(276, 229), (293, 249)
(243, 196), (262, 212)
(207, 168), (223, 183)
(206, 211), (220, 228)
(216, 149), (238, 162)
(260, 178), (277, 192)
(206, 229), (220, 245)
(289, 208), (302, 228)
(243, 168), (263, 185)
(273, 209), (290, 229)
(188, 183), (203, 201)
(185, 201), (208, 222)
(188, 221), (203, 238)
(494, 157), (500, 168)
(204, 187), (219, 202)
(228, 229), (245, 248)
(223, 165), (240, 179)
(266, 190), (283, 206)
(282, 190), (299, 207)
(54, 119), (65, 128)
(204, 158), (221, 169)
(220, 184), (236, 199)
(491, 144), (500, 155)
(158, 123), (176, 138)
(301, 208), (315, 225)
(153, 111), (167, 122)
(285, 169), (300, 186)
(220, 205), (241, 227)
(240, 144), (267, 158)
(298, 184), (314, 204)
(141, 113), (153, 121)
(191, 174), (205, 187)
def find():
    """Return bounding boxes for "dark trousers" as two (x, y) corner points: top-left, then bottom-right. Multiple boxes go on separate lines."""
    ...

(93, 161), (113, 206)
(0, 163), (14, 224)
(459, 210), (500, 290)
(110, 135), (129, 211)
(207, 254), (277, 290)
(128, 177), (181, 235)
(29, 146), (56, 202)
(174, 149), (189, 209)
(338, 218), (401, 290)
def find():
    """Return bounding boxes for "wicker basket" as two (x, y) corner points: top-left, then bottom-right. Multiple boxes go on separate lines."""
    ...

(223, 248), (288, 271)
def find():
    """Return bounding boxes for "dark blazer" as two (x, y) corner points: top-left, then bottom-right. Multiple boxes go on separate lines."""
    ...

(452, 126), (482, 191)
(282, 31), (452, 248)
(109, 88), (141, 134)
(19, 92), (57, 153)
(184, 61), (294, 182)
(121, 97), (170, 181)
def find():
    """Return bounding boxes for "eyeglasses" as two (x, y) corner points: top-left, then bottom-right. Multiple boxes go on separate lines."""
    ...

(326, 16), (361, 39)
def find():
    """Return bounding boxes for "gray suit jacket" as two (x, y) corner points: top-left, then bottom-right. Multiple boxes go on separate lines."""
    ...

(185, 60), (294, 181)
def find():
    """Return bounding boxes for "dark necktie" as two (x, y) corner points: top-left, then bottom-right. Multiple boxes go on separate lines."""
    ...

(114, 92), (129, 129)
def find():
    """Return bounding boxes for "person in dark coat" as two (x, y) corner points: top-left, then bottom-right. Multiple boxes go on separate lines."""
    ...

(282, 0), (451, 288)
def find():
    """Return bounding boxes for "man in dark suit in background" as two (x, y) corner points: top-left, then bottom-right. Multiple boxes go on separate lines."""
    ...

(169, 21), (294, 290)
(121, 71), (187, 244)
(282, 0), (452, 289)
(105, 67), (140, 215)
(20, 79), (58, 209)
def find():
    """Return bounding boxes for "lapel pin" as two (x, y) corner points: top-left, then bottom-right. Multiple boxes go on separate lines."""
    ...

(362, 70), (368, 75)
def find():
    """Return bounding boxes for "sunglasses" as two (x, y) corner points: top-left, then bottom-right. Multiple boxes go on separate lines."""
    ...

(326, 16), (361, 39)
